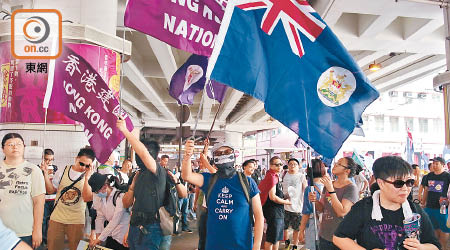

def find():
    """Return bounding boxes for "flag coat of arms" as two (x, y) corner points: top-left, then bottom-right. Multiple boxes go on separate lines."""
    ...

(207, 0), (379, 158)
(169, 55), (228, 105)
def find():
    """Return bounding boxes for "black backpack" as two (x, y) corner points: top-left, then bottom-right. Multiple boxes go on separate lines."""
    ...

(130, 168), (167, 225)
(161, 170), (180, 218)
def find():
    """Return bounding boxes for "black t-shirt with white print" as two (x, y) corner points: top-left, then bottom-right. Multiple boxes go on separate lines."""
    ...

(421, 172), (450, 209)
(334, 197), (440, 250)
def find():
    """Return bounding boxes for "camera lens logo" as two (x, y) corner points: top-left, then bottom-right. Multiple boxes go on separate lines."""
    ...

(23, 16), (50, 44)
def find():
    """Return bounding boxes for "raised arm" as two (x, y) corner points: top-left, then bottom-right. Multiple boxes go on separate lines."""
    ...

(117, 117), (157, 174)
(181, 140), (204, 187)
(122, 171), (139, 209)
(168, 171), (188, 198)
(82, 167), (93, 202)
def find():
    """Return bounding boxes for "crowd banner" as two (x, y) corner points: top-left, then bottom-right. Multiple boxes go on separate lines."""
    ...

(0, 42), (121, 124)
(124, 0), (225, 56)
(43, 45), (133, 164)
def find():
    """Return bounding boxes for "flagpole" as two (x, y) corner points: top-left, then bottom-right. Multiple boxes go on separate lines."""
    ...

(307, 146), (320, 250)
(41, 108), (48, 164)
(120, 29), (126, 109)
(191, 83), (207, 139)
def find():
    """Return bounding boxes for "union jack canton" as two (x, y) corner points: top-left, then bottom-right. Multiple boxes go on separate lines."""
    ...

(236, 0), (326, 57)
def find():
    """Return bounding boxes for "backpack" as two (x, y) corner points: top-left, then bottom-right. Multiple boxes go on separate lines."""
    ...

(161, 170), (180, 218)
(130, 167), (167, 226)
(205, 172), (253, 225)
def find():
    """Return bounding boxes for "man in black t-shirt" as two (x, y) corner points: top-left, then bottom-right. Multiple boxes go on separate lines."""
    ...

(333, 156), (440, 250)
(422, 157), (450, 249)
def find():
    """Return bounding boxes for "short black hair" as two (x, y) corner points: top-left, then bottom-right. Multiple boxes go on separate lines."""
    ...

(161, 155), (169, 160)
(411, 164), (419, 170)
(269, 156), (282, 165)
(136, 140), (160, 169)
(2, 133), (24, 148)
(373, 156), (412, 180)
(288, 158), (299, 165)
(243, 159), (255, 168)
(44, 148), (54, 156)
(77, 148), (96, 162)
(307, 159), (326, 179)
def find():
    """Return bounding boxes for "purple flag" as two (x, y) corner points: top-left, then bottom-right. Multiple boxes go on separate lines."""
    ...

(206, 80), (227, 103)
(44, 45), (134, 164)
(124, 0), (224, 56)
(169, 55), (209, 105)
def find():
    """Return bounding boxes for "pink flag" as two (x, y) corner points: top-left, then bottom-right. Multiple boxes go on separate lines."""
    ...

(43, 45), (133, 163)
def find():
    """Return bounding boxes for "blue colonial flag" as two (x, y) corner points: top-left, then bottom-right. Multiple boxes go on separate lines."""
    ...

(207, 0), (379, 158)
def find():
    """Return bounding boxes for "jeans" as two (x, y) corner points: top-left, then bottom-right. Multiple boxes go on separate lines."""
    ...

(188, 193), (196, 219)
(196, 205), (207, 250)
(42, 200), (54, 244)
(177, 198), (189, 231)
(159, 235), (172, 250)
(128, 223), (162, 250)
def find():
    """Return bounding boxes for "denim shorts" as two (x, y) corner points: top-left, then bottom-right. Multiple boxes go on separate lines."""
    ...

(265, 218), (284, 244)
(424, 207), (450, 233)
(128, 223), (162, 250)
(284, 210), (302, 230)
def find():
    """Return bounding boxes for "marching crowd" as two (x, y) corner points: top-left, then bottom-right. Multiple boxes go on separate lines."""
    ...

(0, 117), (448, 250)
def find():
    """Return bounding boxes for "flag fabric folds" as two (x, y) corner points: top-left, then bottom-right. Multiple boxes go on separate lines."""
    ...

(207, 0), (379, 159)
(43, 45), (134, 164)
(406, 129), (414, 164)
(206, 79), (227, 103)
(169, 55), (208, 105)
(124, 0), (224, 56)
(169, 54), (226, 105)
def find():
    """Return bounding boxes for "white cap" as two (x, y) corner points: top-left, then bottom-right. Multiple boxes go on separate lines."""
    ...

(211, 142), (234, 153)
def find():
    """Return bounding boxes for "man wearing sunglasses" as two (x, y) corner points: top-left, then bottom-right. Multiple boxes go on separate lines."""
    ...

(181, 140), (264, 250)
(420, 157), (450, 249)
(45, 148), (96, 250)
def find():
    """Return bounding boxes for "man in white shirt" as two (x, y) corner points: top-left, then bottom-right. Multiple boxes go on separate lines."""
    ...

(282, 158), (307, 250)
(118, 159), (131, 184)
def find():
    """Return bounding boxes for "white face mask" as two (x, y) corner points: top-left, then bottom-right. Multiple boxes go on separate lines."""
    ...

(213, 154), (236, 178)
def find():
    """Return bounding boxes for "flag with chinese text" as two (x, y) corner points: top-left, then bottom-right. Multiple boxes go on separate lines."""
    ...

(43, 45), (134, 164)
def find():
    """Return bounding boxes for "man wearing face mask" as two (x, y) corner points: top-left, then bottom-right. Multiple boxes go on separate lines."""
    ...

(182, 140), (264, 250)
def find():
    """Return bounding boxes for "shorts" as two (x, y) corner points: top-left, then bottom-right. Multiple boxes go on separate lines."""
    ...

(265, 218), (284, 244)
(424, 207), (450, 233)
(284, 210), (302, 230)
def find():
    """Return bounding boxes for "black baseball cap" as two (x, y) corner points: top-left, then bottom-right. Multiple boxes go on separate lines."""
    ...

(431, 157), (445, 165)
(88, 173), (108, 193)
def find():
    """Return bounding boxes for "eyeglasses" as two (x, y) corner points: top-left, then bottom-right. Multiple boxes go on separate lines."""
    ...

(382, 178), (415, 188)
(213, 148), (234, 157)
(79, 162), (90, 168)
(271, 163), (283, 167)
(335, 163), (348, 169)
(6, 143), (24, 147)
